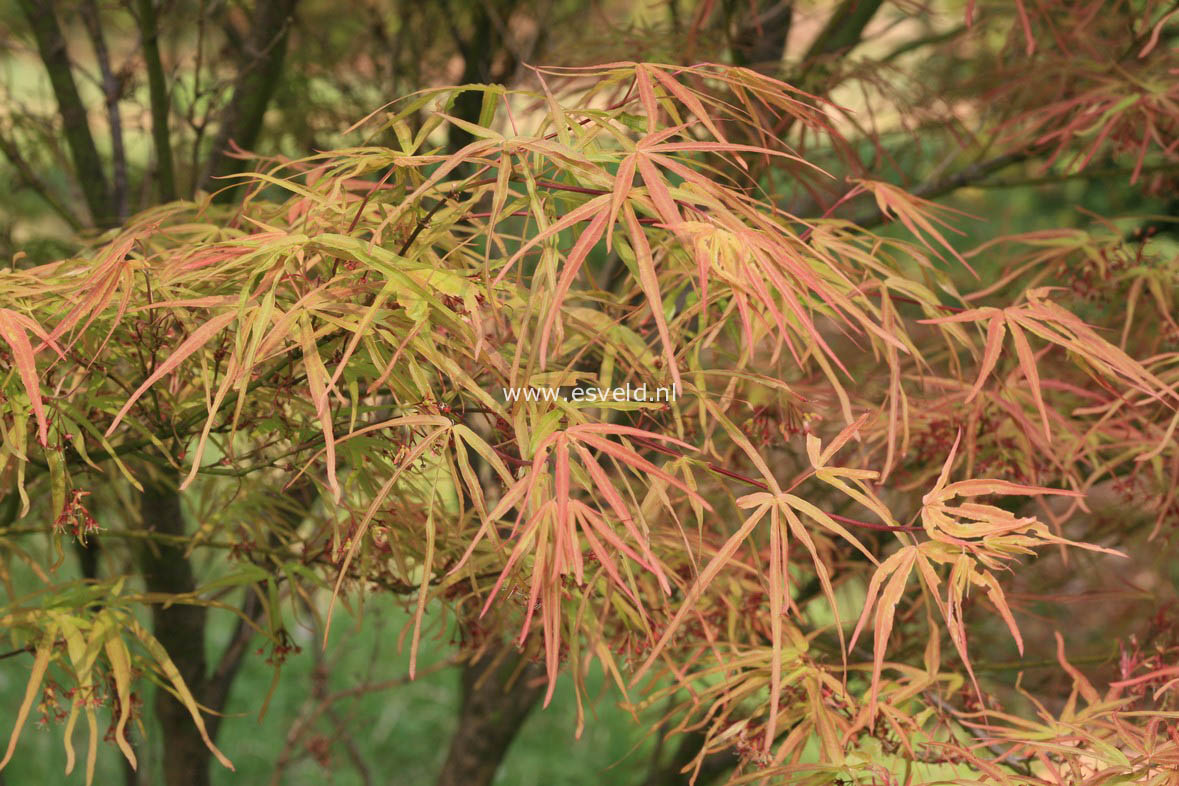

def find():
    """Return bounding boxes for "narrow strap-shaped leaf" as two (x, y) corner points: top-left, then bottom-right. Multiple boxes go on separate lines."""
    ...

(0, 310), (49, 446)
(126, 619), (234, 771)
(0, 623), (56, 772)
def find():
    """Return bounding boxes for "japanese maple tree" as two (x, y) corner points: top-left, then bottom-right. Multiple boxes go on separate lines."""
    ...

(3, 2), (1179, 785)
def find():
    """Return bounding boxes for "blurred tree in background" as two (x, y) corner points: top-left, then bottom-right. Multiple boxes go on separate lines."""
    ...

(1, 2), (1179, 786)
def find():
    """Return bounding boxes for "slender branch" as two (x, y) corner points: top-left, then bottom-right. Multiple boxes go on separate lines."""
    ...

(847, 150), (1030, 229)
(16, 0), (114, 226)
(134, 0), (178, 202)
(79, 0), (129, 221)
(0, 646), (33, 661)
(0, 129), (83, 231)
(973, 650), (1117, 672)
(880, 23), (967, 64)
(967, 160), (1179, 190)
(902, 151), (1030, 202)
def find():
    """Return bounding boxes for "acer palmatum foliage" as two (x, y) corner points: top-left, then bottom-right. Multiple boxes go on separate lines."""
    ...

(2, 57), (1179, 785)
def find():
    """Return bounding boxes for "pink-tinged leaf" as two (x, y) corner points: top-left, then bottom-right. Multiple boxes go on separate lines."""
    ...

(808, 413), (872, 469)
(517, 522), (549, 644)
(606, 153), (637, 251)
(567, 423), (697, 450)
(105, 311), (238, 436)
(856, 179), (975, 275)
(782, 494), (878, 565)
(1111, 664), (1179, 691)
(783, 503), (845, 659)
(764, 507), (787, 751)
(1, 309), (64, 358)
(575, 505), (642, 608)
(575, 433), (706, 511)
(919, 306), (1002, 325)
(541, 580), (560, 707)
(1005, 318), (1051, 443)
(554, 435), (571, 544)
(1139, 8), (1179, 57)
(967, 313), (1007, 402)
(1054, 631), (1100, 704)
(538, 206), (611, 367)
(43, 232), (135, 351)
(869, 547), (917, 721)
(633, 65), (659, 135)
(978, 570), (1023, 655)
(647, 68), (731, 148)
(945, 556), (978, 697)
(0, 310), (51, 446)
(571, 442), (668, 591)
(924, 429), (962, 504)
(624, 205), (680, 388)
(448, 472), (531, 576)
(848, 546), (915, 655)
(941, 479), (1082, 499)
(635, 153), (682, 227)
(1014, 0), (1036, 55)
(737, 491), (774, 508)
(494, 194), (610, 285)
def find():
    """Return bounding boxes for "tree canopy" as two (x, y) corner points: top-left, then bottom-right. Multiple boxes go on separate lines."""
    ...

(2, 2), (1179, 785)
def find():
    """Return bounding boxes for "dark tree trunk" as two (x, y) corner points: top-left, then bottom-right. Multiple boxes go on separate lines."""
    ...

(200, 0), (300, 199)
(434, 643), (545, 786)
(139, 475), (211, 786)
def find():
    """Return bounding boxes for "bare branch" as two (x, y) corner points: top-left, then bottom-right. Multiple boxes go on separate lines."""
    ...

(79, 0), (129, 221)
(0, 128), (84, 231)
